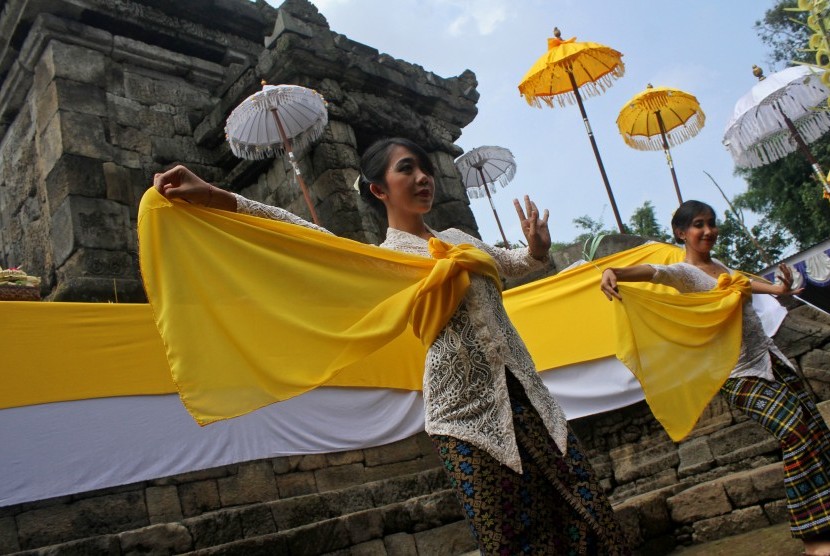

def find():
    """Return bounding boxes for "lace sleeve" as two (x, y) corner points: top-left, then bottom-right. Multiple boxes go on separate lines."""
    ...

(473, 240), (549, 279)
(649, 263), (713, 293)
(233, 193), (332, 235)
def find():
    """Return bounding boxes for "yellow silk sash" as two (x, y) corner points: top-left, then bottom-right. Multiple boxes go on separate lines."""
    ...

(613, 272), (751, 441)
(137, 188), (500, 424)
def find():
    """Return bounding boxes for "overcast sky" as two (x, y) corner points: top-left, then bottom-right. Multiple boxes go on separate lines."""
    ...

(267, 1), (785, 246)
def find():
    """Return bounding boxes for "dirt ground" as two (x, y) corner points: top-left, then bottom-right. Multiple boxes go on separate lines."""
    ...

(668, 522), (802, 555)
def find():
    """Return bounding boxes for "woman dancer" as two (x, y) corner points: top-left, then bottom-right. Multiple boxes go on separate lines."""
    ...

(154, 137), (630, 555)
(600, 199), (830, 556)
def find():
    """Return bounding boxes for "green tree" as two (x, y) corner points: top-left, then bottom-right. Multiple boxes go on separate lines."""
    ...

(627, 201), (671, 242)
(754, 0), (812, 67)
(571, 214), (616, 242)
(712, 209), (790, 273)
(736, 142), (830, 248)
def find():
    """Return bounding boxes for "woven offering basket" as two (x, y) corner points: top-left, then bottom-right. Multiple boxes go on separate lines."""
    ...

(0, 267), (41, 301)
(0, 284), (40, 301)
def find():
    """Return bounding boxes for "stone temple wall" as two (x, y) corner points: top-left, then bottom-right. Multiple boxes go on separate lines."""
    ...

(0, 0), (480, 301)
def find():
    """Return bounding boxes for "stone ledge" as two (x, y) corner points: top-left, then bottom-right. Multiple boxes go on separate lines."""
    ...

(181, 490), (465, 556)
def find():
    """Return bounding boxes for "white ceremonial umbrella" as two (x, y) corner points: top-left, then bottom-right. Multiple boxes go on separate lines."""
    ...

(455, 146), (517, 247)
(225, 83), (328, 224)
(723, 65), (830, 195)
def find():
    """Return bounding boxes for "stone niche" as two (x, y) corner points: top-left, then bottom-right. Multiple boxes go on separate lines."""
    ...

(0, 0), (480, 301)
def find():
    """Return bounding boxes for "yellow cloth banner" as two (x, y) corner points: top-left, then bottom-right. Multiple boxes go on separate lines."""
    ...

(612, 273), (751, 440)
(137, 188), (501, 424)
(1, 302), (171, 408)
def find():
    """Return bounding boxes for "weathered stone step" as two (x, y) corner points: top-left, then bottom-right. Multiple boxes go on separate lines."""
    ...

(7, 468), (454, 555)
(183, 490), (475, 556)
(614, 461), (788, 554)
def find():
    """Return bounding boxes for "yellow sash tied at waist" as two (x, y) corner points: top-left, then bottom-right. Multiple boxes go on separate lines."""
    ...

(137, 188), (500, 425)
(411, 238), (502, 345)
(717, 271), (752, 302)
(613, 271), (750, 441)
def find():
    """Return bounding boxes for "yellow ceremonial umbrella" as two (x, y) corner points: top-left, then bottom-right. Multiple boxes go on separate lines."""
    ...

(519, 27), (626, 232)
(616, 84), (705, 205)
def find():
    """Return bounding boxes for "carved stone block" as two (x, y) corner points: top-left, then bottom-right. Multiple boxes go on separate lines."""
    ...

(44, 155), (106, 213)
(50, 196), (131, 266)
(34, 41), (108, 90)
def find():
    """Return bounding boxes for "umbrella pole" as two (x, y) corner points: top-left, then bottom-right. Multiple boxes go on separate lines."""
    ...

(566, 71), (625, 233)
(779, 108), (830, 197)
(655, 111), (683, 205)
(477, 167), (511, 248)
(270, 109), (321, 225)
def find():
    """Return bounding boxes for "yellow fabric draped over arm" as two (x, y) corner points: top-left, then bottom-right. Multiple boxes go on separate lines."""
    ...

(612, 272), (751, 441)
(137, 188), (500, 425)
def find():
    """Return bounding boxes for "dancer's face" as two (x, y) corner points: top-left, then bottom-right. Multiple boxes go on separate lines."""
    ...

(677, 210), (718, 254)
(371, 145), (434, 216)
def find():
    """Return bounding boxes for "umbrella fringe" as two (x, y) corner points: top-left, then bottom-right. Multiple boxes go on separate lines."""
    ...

(729, 113), (830, 168)
(622, 111), (706, 151)
(522, 64), (624, 108)
(466, 177), (510, 199)
(227, 121), (327, 160)
(727, 110), (830, 151)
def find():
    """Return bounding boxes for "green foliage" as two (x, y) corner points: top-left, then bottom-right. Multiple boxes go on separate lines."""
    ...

(711, 209), (790, 273)
(572, 213), (618, 243)
(754, 0), (813, 67)
(736, 135), (830, 248)
(627, 201), (672, 242)
(582, 233), (608, 261)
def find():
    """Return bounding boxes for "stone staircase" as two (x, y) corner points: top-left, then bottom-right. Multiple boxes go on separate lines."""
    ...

(1, 434), (478, 555)
(4, 391), (829, 554)
(578, 399), (830, 555)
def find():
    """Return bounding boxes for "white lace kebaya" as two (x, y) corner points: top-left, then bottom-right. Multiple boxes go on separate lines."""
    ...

(233, 193), (568, 473)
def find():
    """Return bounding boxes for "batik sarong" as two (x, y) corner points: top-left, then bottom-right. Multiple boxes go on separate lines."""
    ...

(431, 372), (631, 555)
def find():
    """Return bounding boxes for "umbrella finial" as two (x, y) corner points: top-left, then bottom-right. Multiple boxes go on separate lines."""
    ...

(752, 65), (765, 81)
(553, 27), (561, 39)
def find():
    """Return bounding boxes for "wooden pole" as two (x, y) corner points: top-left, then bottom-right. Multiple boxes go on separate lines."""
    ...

(271, 109), (321, 225)
(566, 70), (625, 232)
(778, 107), (830, 196)
(655, 110), (684, 205)
(477, 167), (511, 247)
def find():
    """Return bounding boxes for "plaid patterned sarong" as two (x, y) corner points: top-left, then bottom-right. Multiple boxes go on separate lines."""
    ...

(721, 357), (830, 539)
(431, 372), (631, 555)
